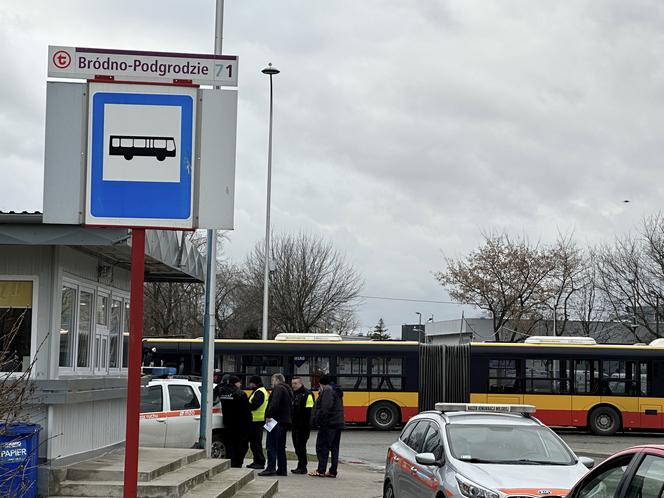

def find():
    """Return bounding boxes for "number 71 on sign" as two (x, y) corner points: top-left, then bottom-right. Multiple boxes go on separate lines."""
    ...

(215, 62), (234, 79)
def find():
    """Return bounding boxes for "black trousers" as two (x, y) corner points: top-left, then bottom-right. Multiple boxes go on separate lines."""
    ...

(316, 427), (341, 474)
(292, 426), (311, 470)
(266, 424), (288, 473)
(226, 429), (249, 468)
(249, 421), (265, 466)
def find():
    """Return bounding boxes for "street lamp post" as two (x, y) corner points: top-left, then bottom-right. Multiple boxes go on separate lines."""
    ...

(415, 312), (423, 342)
(261, 63), (279, 341)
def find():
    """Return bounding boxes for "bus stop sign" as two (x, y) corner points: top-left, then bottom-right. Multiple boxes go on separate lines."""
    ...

(85, 83), (197, 229)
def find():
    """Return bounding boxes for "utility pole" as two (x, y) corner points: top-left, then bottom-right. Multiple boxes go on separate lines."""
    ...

(198, 0), (223, 458)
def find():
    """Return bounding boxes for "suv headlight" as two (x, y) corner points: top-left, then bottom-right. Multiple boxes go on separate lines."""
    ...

(456, 474), (500, 498)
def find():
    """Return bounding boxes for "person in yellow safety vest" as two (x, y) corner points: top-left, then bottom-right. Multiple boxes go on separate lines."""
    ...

(246, 375), (269, 469)
(290, 376), (315, 474)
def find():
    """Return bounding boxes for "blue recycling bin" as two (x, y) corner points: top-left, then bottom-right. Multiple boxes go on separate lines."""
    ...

(0, 423), (41, 498)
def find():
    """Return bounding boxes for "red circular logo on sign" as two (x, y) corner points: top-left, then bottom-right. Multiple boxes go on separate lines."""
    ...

(52, 50), (71, 69)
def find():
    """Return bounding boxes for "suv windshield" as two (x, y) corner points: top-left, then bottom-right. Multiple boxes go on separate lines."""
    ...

(447, 424), (575, 465)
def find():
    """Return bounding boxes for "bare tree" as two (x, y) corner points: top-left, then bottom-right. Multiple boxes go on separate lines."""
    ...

(435, 232), (556, 341)
(242, 232), (363, 338)
(594, 214), (664, 341)
(540, 233), (586, 336)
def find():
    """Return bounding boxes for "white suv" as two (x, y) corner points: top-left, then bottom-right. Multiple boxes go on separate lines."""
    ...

(139, 379), (225, 458)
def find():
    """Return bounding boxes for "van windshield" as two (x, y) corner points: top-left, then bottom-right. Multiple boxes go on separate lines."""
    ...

(447, 424), (575, 465)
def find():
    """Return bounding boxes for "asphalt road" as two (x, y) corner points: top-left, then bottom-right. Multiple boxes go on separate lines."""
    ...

(287, 428), (664, 469)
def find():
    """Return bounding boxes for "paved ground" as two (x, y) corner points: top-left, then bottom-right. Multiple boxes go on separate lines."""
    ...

(271, 428), (664, 497)
(264, 459), (384, 498)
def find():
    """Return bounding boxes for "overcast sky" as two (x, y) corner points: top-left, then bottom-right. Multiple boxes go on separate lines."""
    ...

(2, 1), (663, 337)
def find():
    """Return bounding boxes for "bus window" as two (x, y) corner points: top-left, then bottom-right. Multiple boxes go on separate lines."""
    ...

(370, 357), (403, 391)
(290, 356), (330, 389)
(602, 360), (637, 396)
(243, 355), (283, 387)
(641, 361), (651, 396)
(337, 357), (367, 391)
(488, 359), (521, 393)
(222, 354), (237, 374)
(574, 360), (599, 394)
(525, 359), (569, 394)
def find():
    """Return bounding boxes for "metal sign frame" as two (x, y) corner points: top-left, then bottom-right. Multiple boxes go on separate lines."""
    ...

(84, 82), (198, 229)
(48, 45), (238, 87)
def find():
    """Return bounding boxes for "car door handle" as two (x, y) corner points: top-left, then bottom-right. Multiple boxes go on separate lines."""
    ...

(156, 418), (167, 423)
(410, 466), (418, 474)
(194, 416), (201, 420)
(393, 456), (400, 462)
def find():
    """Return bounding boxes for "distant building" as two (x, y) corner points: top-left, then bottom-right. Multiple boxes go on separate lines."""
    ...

(418, 317), (660, 345)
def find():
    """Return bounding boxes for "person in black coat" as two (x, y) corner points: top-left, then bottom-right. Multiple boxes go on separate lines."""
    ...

(258, 373), (293, 477)
(290, 376), (315, 474)
(310, 374), (344, 478)
(215, 375), (251, 468)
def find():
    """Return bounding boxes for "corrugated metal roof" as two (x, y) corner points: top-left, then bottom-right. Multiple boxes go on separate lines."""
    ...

(0, 214), (204, 283)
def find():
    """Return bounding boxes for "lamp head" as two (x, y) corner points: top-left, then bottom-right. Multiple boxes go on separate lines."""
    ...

(262, 63), (280, 75)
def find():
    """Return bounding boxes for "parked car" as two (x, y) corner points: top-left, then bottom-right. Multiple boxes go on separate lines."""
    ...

(384, 403), (593, 498)
(139, 378), (225, 458)
(567, 445), (664, 498)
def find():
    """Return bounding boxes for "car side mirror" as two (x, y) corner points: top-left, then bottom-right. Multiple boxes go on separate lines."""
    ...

(579, 456), (595, 469)
(416, 452), (442, 467)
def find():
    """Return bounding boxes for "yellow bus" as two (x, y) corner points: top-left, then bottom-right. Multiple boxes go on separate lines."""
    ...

(468, 340), (664, 435)
(143, 335), (420, 430)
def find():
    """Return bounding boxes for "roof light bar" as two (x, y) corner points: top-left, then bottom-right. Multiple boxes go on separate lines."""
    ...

(435, 403), (536, 414)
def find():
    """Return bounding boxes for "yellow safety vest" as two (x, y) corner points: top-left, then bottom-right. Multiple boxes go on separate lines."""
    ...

(305, 392), (314, 409)
(249, 386), (269, 422)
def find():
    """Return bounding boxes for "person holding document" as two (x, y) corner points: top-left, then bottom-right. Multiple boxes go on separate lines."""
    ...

(258, 373), (293, 477)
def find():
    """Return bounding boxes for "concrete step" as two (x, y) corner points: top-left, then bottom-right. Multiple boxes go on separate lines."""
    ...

(232, 479), (279, 498)
(57, 458), (229, 498)
(180, 468), (255, 498)
(66, 448), (207, 483)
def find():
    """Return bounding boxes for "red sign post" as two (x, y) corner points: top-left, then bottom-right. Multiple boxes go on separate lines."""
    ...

(123, 228), (145, 498)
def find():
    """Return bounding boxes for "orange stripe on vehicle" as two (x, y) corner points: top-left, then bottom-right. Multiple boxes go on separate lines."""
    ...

(140, 407), (221, 420)
(499, 488), (570, 496)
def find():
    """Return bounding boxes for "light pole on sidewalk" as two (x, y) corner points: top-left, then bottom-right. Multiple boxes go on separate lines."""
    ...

(261, 62), (279, 341)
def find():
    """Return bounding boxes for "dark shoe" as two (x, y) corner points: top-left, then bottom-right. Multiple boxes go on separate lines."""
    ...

(325, 471), (337, 478)
(291, 468), (307, 474)
(276, 470), (288, 476)
(246, 463), (264, 469)
(258, 469), (276, 477)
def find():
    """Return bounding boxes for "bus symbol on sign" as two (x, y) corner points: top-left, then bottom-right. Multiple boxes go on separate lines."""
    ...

(109, 135), (177, 162)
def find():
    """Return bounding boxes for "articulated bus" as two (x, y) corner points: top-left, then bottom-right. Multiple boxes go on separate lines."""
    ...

(143, 336), (419, 430)
(469, 340), (664, 435)
(144, 335), (664, 434)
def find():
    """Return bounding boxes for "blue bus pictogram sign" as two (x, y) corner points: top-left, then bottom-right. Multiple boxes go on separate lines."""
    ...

(85, 83), (197, 228)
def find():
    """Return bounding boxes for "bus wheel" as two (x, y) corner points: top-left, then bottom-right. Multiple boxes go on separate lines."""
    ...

(156, 154), (166, 161)
(211, 431), (226, 459)
(589, 406), (620, 436)
(369, 402), (399, 430)
(124, 154), (133, 160)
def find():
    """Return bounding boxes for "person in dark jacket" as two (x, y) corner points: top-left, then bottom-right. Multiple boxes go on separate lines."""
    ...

(258, 373), (293, 477)
(215, 375), (252, 468)
(246, 375), (268, 469)
(290, 376), (315, 474)
(310, 374), (344, 478)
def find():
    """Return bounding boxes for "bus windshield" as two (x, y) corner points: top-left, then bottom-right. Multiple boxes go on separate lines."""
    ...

(447, 424), (576, 465)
